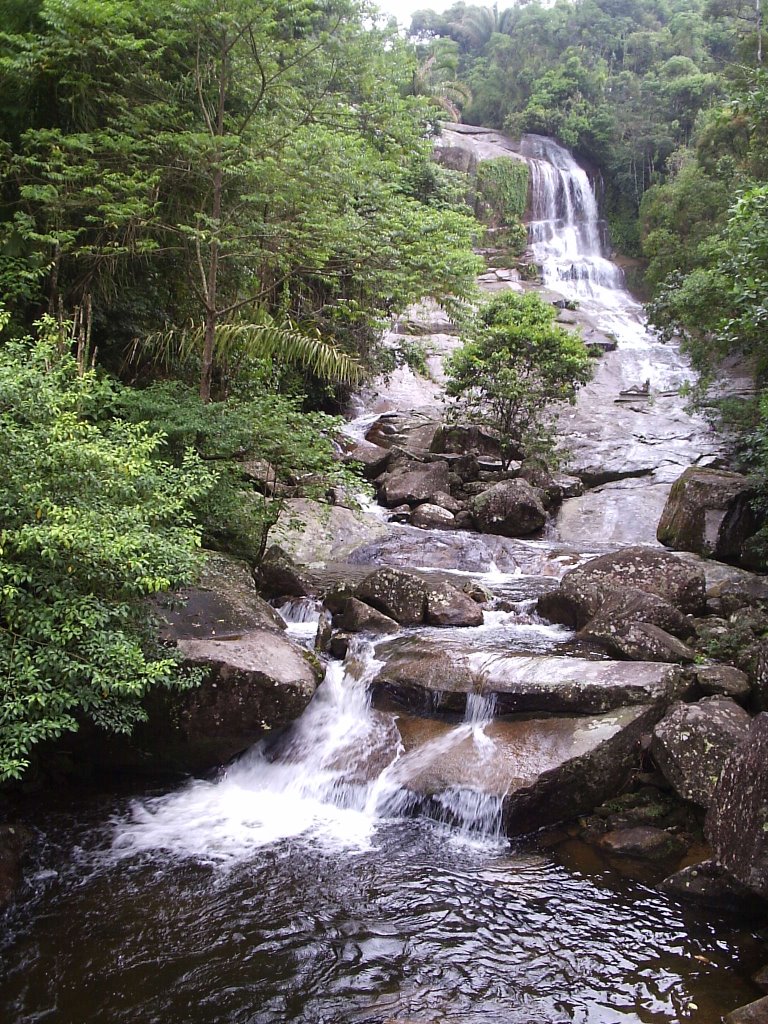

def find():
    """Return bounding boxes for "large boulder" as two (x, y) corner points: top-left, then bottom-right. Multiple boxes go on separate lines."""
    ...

(657, 467), (758, 564)
(159, 550), (286, 639)
(168, 629), (321, 769)
(377, 460), (451, 508)
(706, 713), (768, 898)
(430, 423), (505, 459)
(651, 697), (751, 807)
(579, 587), (695, 646)
(256, 545), (315, 600)
(355, 568), (428, 625)
(423, 580), (484, 627)
(385, 704), (661, 835)
(354, 568), (483, 628)
(272, 498), (389, 564)
(537, 546), (707, 629)
(343, 442), (392, 480)
(411, 502), (456, 530)
(365, 411), (440, 452)
(337, 597), (400, 635)
(471, 479), (547, 537)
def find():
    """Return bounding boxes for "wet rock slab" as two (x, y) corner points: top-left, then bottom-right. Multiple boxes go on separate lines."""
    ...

(373, 649), (685, 715)
(390, 704), (659, 835)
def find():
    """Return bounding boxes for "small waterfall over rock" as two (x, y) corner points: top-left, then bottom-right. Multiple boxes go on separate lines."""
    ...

(519, 134), (623, 302)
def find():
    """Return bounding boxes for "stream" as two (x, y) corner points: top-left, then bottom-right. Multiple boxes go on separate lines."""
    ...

(0, 131), (764, 1024)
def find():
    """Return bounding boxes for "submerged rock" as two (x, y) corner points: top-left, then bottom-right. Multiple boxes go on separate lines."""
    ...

(659, 859), (766, 915)
(599, 826), (686, 861)
(0, 824), (32, 909)
(651, 697), (751, 807)
(657, 466), (758, 565)
(387, 704), (660, 835)
(726, 996), (768, 1024)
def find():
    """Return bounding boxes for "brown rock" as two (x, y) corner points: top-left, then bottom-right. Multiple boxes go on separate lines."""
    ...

(599, 826), (686, 860)
(725, 996), (768, 1024)
(355, 568), (427, 625)
(609, 622), (696, 664)
(424, 581), (484, 627)
(537, 546), (707, 628)
(159, 550), (286, 640)
(411, 503), (456, 530)
(338, 598), (400, 634)
(659, 859), (766, 915)
(378, 460), (451, 508)
(693, 664), (751, 703)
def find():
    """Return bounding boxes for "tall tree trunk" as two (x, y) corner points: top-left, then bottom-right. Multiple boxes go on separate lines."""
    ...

(758, 0), (763, 63)
(199, 40), (228, 404)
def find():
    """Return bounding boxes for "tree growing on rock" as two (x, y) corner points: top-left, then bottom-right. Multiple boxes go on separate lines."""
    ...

(444, 292), (592, 469)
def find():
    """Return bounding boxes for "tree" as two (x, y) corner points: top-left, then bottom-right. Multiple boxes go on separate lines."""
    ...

(444, 292), (592, 468)
(0, 315), (213, 779)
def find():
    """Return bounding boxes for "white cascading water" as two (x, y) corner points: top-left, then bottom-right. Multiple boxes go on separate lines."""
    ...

(519, 133), (652, 351)
(521, 134), (622, 299)
(113, 642), (391, 860)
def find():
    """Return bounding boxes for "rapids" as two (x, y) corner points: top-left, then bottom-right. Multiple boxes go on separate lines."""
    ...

(0, 130), (763, 1024)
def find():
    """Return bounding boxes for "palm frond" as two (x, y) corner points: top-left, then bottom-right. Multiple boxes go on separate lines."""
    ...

(137, 312), (361, 386)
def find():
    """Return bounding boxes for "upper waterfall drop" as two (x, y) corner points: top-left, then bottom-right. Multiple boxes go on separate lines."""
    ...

(518, 134), (624, 303)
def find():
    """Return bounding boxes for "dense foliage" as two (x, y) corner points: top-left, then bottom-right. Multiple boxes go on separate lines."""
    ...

(0, 0), (481, 397)
(445, 292), (592, 468)
(0, 316), (210, 779)
(0, 0), (486, 774)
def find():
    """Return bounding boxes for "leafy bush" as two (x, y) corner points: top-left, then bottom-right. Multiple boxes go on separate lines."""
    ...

(113, 379), (364, 565)
(444, 292), (592, 469)
(0, 318), (212, 779)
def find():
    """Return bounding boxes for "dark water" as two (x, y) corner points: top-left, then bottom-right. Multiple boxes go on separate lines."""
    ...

(1, 796), (764, 1024)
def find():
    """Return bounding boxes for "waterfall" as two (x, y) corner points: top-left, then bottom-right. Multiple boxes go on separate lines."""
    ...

(519, 134), (625, 305)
